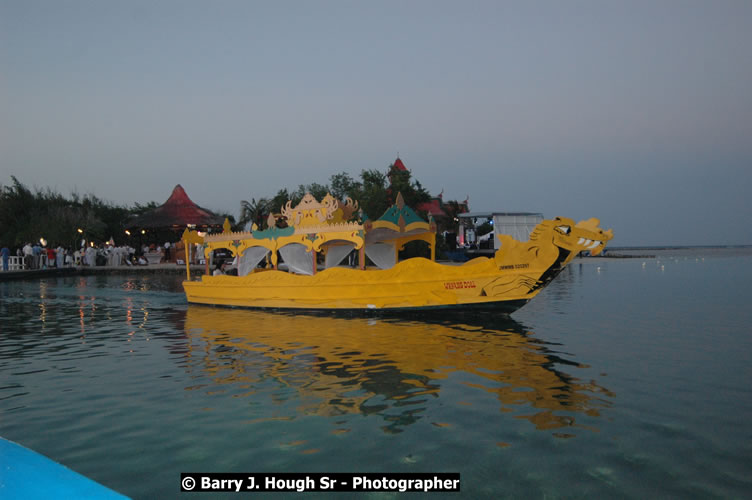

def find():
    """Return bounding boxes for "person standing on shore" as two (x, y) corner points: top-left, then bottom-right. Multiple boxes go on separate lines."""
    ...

(56, 245), (65, 268)
(32, 242), (42, 269)
(23, 242), (33, 269)
(85, 245), (96, 266)
(46, 246), (56, 268)
(1, 245), (9, 271)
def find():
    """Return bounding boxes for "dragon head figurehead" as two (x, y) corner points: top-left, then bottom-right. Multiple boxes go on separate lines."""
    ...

(488, 217), (614, 297)
(543, 217), (613, 256)
(494, 217), (614, 270)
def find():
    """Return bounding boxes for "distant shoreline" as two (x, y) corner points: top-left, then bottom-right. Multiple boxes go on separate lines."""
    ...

(2, 245), (749, 281)
(583, 253), (655, 259)
(0, 264), (204, 282)
(608, 245), (752, 251)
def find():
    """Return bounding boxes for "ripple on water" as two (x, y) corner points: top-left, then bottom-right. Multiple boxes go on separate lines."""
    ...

(2, 265), (750, 498)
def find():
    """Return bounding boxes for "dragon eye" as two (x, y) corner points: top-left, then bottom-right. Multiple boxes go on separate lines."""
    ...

(556, 225), (571, 235)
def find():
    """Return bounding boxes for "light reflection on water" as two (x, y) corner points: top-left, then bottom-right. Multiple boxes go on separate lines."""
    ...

(0, 274), (612, 498)
(182, 307), (613, 435)
(1, 255), (751, 499)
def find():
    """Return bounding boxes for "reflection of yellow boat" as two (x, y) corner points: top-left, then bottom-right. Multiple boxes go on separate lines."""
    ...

(183, 307), (613, 432)
(182, 193), (612, 312)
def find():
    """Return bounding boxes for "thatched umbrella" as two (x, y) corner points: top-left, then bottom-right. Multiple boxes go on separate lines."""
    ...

(125, 185), (224, 263)
(126, 185), (224, 231)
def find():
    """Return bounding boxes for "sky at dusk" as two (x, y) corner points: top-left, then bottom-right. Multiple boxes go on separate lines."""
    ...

(2, 0), (750, 246)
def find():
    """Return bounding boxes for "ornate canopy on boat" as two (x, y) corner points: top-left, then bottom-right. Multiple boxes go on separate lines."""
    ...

(361, 192), (437, 268)
(183, 192), (437, 275)
(280, 193), (360, 229)
(364, 193), (436, 245)
(191, 193), (366, 275)
(126, 185), (224, 230)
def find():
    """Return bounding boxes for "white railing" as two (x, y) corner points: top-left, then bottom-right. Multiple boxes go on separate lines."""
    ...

(6, 256), (25, 271)
(2, 255), (51, 271)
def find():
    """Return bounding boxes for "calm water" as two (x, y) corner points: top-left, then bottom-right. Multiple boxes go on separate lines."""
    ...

(1, 249), (751, 499)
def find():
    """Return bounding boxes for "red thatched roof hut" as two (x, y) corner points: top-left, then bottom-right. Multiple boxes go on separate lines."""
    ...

(126, 185), (224, 231)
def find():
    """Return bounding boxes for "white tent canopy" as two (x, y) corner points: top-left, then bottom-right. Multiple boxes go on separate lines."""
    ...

(458, 212), (543, 248)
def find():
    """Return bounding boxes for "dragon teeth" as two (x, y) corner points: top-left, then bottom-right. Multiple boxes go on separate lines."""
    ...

(577, 238), (602, 250)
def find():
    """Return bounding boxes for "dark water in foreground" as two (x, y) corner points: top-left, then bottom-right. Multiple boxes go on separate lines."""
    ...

(1, 248), (751, 498)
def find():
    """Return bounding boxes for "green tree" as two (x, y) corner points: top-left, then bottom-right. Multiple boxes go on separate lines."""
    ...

(238, 197), (271, 230)
(249, 161), (436, 228)
(268, 188), (293, 217)
(0, 177), (161, 250)
(0, 177), (35, 246)
(352, 169), (389, 221)
(386, 163), (431, 211)
(329, 172), (361, 202)
(292, 182), (329, 204)
(130, 201), (160, 216)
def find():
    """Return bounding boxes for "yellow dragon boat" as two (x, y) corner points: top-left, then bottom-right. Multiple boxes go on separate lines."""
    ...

(181, 192), (612, 313)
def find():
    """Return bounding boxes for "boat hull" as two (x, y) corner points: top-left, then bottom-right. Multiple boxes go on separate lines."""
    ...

(186, 298), (531, 315)
(183, 257), (546, 312)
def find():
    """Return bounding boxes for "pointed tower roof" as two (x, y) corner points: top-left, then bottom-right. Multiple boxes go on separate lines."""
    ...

(393, 157), (407, 171)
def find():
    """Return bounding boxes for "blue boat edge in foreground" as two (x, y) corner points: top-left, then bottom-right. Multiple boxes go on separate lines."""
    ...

(0, 437), (129, 499)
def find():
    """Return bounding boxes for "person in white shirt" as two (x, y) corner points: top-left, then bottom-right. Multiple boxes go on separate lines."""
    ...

(213, 261), (227, 276)
(85, 246), (97, 266)
(56, 246), (65, 268)
(22, 243), (33, 269)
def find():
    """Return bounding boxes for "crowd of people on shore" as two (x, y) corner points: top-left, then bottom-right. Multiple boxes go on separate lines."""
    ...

(0, 241), (178, 272)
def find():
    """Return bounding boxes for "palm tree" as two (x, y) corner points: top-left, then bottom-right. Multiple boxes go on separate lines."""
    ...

(239, 198), (270, 230)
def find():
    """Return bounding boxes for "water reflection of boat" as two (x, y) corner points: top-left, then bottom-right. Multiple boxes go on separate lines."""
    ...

(181, 193), (612, 312)
(183, 307), (613, 434)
